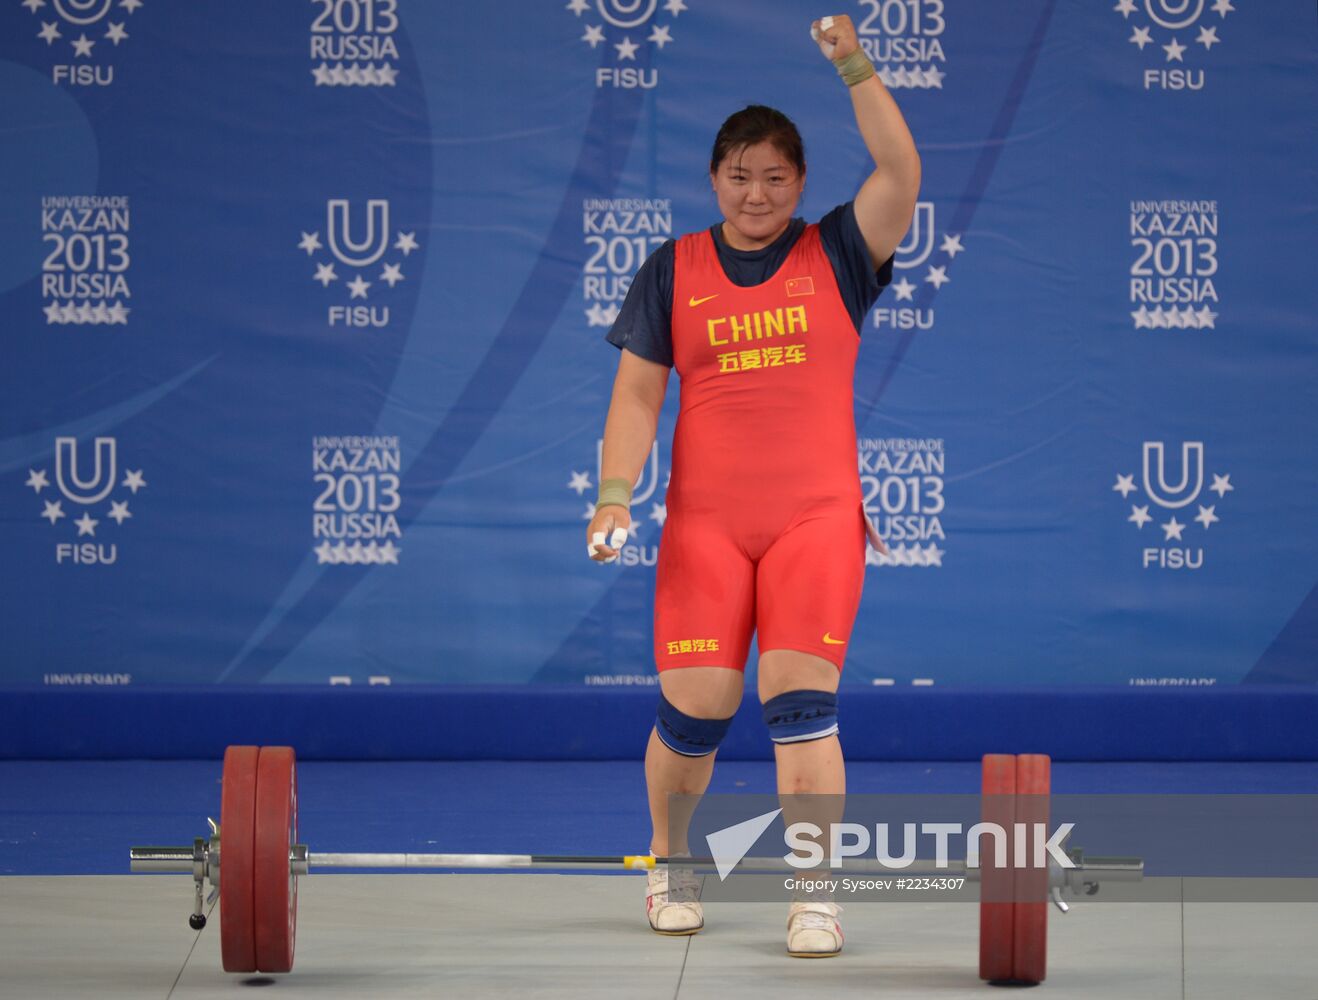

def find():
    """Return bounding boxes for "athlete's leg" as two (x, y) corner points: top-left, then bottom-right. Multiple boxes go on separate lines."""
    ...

(646, 666), (744, 856)
(649, 513), (755, 855)
(754, 507), (865, 955)
(758, 651), (844, 796)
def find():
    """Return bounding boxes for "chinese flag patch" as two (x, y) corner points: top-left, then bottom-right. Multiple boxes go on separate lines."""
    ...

(785, 276), (815, 297)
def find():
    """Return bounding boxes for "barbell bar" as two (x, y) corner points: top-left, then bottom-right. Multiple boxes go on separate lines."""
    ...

(129, 747), (1143, 986)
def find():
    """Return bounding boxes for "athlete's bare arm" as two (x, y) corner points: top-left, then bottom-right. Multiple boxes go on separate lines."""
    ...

(588, 349), (671, 561)
(813, 14), (921, 269)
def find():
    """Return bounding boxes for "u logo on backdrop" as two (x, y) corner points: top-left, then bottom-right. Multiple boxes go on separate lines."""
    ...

(327, 199), (390, 268)
(55, 436), (117, 505)
(1142, 441), (1203, 509)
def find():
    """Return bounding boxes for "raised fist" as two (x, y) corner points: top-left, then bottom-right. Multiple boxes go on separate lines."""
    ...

(810, 14), (860, 61)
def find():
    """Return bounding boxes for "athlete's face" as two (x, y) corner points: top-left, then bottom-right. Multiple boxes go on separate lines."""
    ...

(711, 141), (805, 252)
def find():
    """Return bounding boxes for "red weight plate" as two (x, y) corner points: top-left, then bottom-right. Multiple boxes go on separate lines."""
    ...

(220, 746), (259, 973)
(254, 746), (299, 973)
(978, 754), (1016, 983)
(1012, 753), (1051, 985)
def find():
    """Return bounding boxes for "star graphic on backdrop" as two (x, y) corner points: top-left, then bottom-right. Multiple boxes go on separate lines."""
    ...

(1113, 474), (1138, 498)
(122, 469), (147, 493)
(43, 301), (64, 324)
(41, 500), (65, 525)
(1195, 505), (1219, 529)
(1161, 517), (1185, 542)
(1195, 305), (1218, 328)
(38, 21), (60, 44)
(105, 22), (128, 44)
(649, 25), (673, 48)
(891, 277), (916, 302)
(313, 262), (337, 287)
(925, 266), (949, 289)
(1197, 26), (1220, 50)
(940, 234), (964, 258)
(888, 67), (911, 88)
(26, 469), (50, 493)
(379, 263), (404, 288)
(75, 513), (99, 537)
(1113, 0), (1137, 16)
(566, 0), (590, 14)
(312, 63), (333, 86)
(664, 0), (687, 13)
(615, 36), (639, 60)
(1146, 307), (1167, 329)
(922, 66), (946, 88)
(1163, 306), (1185, 329)
(582, 24), (604, 48)
(347, 275), (371, 299)
(315, 540), (336, 564)
(1211, 0), (1234, 16)
(585, 302), (619, 327)
(121, 0), (145, 13)
(21, 0), (45, 12)
(376, 64), (398, 86)
(107, 301), (129, 324)
(394, 231), (418, 255)
(298, 232), (322, 255)
(1162, 38), (1186, 62)
(1209, 474), (1233, 497)
(923, 543), (944, 567)
(568, 471), (592, 495)
(107, 500), (132, 525)
(625, 520), (641, 541)
(71, 33), (94, 57)
(649, 503), (667, 527)
(1129, 26), (1153, 50)
(1131, 305), (1152, 328)
(1128, 505), (1152, 529)
(377, 540), (400, 564)
(582, 502), (596, 521)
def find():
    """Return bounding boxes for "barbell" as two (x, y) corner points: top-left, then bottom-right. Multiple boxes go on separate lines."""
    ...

(130, 746), (1142, 986)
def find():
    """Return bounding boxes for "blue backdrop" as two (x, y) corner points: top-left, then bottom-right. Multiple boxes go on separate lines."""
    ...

(2, 0), (1315, 691)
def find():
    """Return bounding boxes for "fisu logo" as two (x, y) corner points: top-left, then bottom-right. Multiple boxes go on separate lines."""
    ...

(1113, 0), (1237, 92)
(873, 201), (965, 333)
(298, 199), (419, 329)
(566, 0), (687, 90)
(25, 436), (147, 566)
(22, 0), (145, 88)
(1113, 440), (1232, 570)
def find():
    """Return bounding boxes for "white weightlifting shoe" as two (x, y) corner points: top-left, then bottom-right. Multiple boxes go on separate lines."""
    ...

(787, 900), (843, 958)
(646, 866), (703, 935)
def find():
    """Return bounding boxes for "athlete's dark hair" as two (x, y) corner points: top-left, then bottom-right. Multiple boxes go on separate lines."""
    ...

(709, 105), (806, 176)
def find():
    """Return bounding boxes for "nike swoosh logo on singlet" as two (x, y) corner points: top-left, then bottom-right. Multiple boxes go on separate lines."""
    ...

(688, 294), (719, 307)
(822, 633), (847, 645)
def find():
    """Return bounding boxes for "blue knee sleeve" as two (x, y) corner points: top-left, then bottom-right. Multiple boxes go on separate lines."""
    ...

(655, 694), (734, 757)
(762, 690), (839, 745)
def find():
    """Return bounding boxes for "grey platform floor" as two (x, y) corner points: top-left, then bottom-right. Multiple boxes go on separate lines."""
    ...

(2, 873), (1316, 999)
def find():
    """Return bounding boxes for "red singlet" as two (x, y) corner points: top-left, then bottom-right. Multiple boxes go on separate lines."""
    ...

(654, 225), (868, 672)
